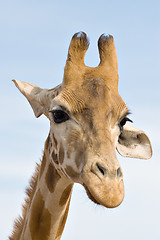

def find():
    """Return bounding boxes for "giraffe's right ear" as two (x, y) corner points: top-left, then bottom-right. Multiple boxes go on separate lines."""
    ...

(13, 80), (51, 118)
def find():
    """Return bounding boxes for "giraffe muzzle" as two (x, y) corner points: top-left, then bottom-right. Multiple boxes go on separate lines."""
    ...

(82, 161), (124, 208)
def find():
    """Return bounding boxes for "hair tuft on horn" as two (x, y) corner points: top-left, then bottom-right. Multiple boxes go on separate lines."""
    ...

(98, 33), (117, 70)
(67, 31), (89, 65)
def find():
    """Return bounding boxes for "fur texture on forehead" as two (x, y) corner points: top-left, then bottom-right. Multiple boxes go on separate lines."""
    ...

(59, 75), (126, 122)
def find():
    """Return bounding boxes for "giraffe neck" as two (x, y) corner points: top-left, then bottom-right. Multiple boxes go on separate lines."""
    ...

(20, 135), (74, 240)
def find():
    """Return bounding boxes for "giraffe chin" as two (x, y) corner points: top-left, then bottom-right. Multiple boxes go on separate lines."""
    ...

(83, 179), (124, 208)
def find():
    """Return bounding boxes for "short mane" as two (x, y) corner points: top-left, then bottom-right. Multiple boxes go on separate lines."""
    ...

(9, 163), (40, 240)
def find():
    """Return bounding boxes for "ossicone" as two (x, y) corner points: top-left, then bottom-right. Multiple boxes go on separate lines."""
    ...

(63, 32), (119, 89)
(67, 31), (89, 65)
(98, 33), (118, 69)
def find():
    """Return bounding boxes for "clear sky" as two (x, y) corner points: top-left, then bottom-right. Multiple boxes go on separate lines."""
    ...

(0, 0), (160, 239)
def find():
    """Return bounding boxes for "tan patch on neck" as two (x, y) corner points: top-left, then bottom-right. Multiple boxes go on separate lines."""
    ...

(45, 163), (61, 193)
(59, 184), (73, 206)
(56, 198), (71, 239)
(29, 189), (51, 240)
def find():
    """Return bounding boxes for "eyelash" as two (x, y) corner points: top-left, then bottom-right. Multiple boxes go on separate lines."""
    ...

(119, 117), (133, 131)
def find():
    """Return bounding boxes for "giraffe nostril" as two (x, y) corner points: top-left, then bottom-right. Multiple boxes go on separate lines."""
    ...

(96, 163), (106, 176)
(117, 167), (122, 177)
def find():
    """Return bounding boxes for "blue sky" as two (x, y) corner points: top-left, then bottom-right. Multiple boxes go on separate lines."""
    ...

(0, 1), (160, 239)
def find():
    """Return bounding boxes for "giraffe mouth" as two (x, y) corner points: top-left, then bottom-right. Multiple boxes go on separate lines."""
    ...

(83, 180), (124, 208)
(83, 184), (100, 205)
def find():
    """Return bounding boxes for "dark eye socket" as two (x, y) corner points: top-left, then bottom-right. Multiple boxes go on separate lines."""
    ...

(119, 117), (133, 131)
(50, 110), (69, 124)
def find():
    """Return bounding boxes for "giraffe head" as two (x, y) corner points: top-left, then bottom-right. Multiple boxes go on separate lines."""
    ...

(13, 32), (152, 208)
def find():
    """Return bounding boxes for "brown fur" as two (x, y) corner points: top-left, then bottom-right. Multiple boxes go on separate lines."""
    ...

(29, 189), (51, 240)
(59, 184), (73, 206)
(65, 165), (79, 179)
(59, 143), (65, 164)
(45, 163), (61, 193)
(52, 151), (58, 164)
(56, 198), (71, 239)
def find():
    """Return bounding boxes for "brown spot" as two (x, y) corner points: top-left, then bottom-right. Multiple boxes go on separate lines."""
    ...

(56, 198), (71, 239)
(59, 184), (73, 206)
(29, 189), (51, 240)
(39, 154), (47, 179)
(45, 163), (61, 193)
(59, 143), (64, 164)
(52, 151), (58, 164)
(65, 166), (79, 179)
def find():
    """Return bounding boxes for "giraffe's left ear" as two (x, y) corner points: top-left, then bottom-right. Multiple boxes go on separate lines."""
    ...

(116, 125), (152, 159)
(13, 80), (50, 118)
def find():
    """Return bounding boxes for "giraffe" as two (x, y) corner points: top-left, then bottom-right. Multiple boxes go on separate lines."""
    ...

(10, 32), (152, 240)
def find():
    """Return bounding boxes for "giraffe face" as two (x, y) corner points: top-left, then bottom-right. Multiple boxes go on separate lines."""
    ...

(47, 77), (128, 208)
(13, 32), (152, 208)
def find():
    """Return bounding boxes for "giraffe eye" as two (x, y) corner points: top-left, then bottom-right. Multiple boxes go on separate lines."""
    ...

(119, 117), (133, 131)
(51, 110), (69, 124)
